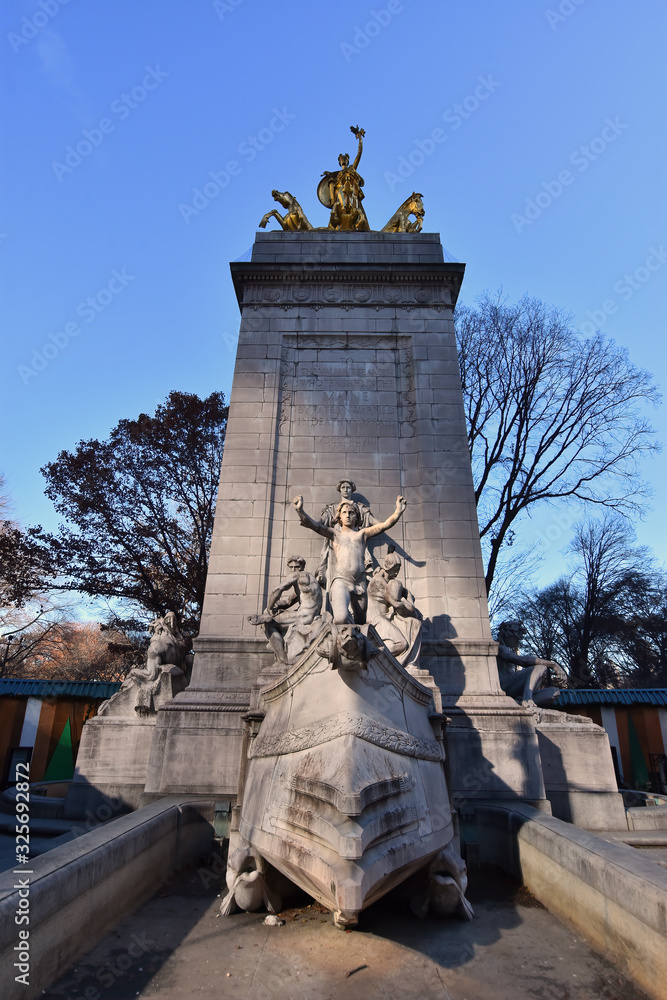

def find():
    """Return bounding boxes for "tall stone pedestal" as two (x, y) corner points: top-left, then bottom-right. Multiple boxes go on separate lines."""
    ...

(61, 228), (622, 837)
(148, 231), (547, 808)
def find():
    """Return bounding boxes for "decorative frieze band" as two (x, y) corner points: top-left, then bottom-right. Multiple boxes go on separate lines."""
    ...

(241, 277), (452, 311)
(160, 700), (250, 713)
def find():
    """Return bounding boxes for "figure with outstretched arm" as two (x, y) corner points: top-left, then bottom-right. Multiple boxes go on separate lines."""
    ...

(496, 620), (568, 707)
(293, 494), (407, 625)
(318, 125), (370, 231)
(349, 124), (364, 171)
(315, 479), (378, 587)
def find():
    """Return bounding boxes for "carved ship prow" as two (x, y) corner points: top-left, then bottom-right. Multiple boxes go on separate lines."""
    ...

(236, 624), (454, 927)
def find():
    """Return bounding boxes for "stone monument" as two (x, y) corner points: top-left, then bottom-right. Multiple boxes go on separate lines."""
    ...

(225, 489), (469, 927)
(145, 125), (547, 815)
(71, 125), (625, 848)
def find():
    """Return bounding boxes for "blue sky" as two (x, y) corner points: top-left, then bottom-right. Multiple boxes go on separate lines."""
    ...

(1, 0), (666, 599)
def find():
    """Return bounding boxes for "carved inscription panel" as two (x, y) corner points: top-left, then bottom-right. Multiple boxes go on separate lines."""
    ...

(279, 335), (416, 445)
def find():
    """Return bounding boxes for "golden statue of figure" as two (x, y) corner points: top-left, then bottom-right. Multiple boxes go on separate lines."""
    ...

(256, 126), (426, 234)
(317, 125), (370, 232)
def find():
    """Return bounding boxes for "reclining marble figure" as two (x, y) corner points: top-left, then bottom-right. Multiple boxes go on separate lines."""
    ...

(248, 555), (325, 663)
(97, 612), (191, 717)
(496, 620), (567, 707)
(367, 549), (422, 667)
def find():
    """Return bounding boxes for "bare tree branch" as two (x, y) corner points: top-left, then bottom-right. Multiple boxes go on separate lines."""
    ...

(456, 292), (660, 594)
(516, 516), (667, 688)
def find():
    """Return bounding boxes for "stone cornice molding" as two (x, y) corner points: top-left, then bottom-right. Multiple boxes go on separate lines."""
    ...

(160, 701), (249, 713)
(230, 262), (465, 310)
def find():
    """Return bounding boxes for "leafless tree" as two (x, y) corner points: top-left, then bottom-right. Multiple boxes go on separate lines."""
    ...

(486, 542), (542, 624)
(456, 292), (660, 595)
(517, 516), (667, 687)
(0, 602), (72, 678)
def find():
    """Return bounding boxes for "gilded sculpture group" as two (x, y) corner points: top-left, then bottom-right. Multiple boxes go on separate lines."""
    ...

(259, 126), (425, 234)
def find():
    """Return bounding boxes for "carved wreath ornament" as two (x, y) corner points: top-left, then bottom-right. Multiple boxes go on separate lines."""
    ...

(249, 711), (442, 762)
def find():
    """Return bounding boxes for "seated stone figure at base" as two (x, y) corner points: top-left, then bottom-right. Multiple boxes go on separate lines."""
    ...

(248, 555), (323, 663)
(97, 611), (190, 717)
(496, 620), (567, 707)
(367, 549), (422, 659)
(293, 494), (407, 626)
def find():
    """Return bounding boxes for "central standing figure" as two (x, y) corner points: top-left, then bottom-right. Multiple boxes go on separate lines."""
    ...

(292, 494), (407, 626)
(317, 125), (370, 232)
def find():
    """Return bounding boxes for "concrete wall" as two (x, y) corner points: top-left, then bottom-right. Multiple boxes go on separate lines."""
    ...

(0, 796), (214, 1000)
(475, 801), (667, 1000)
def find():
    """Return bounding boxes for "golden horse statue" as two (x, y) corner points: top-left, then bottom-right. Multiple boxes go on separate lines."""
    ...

(381, 192), (425, 233)
(259, 190), (313, 232)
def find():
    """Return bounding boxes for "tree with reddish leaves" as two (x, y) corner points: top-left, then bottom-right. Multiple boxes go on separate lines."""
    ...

(0, 476), (65, 678)
(0, 520), (54, 610)
(36, 391), (228, 635)
(15, 621), (139, 682)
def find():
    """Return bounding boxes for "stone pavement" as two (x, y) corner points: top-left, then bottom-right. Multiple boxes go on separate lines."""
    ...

(42, 863), (649, 1000)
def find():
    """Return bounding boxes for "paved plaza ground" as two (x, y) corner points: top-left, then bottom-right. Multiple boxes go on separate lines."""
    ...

(42, 861), (649, 1000)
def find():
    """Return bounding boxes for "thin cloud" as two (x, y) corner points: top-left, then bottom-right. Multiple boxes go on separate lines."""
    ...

(37, 29), (92, 125)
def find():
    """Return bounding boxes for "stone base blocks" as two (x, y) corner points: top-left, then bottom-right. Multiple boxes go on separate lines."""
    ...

(144, 638), (274, 796)
(535, 710), (627, 829)
(65, 716), (156, 816)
